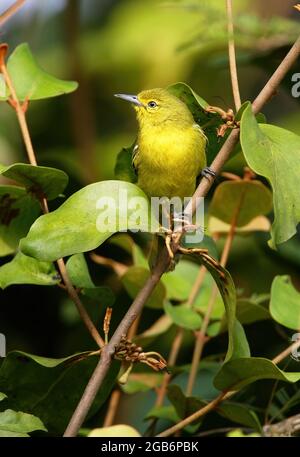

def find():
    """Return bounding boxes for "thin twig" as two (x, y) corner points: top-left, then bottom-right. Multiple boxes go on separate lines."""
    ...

(102, 389), (122, 428)
(0, 53), (104, 349)
(157, 338), (300, 437)
(63, 34), (300, 437)
(226, 0), (241, 110)
(0, 0), (26, 27)
(155, 328), (184, 408)
(90, 252), (128, 277)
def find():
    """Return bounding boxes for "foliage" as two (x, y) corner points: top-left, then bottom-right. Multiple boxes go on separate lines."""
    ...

(0, 0), (300, 439)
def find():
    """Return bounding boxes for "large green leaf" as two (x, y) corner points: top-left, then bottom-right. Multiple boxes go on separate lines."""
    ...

(122, 266), (166, 309)
(0, 409), (46, 437)
(0, 351), (120, 435)
(0, 185), (40, 257)
(0, 163), (68, 200)
(214, 357), (300, 391)
(167, 82), (229, 163)
(270, 275), (300, 330)
(0, 43), (78, 101)
(20, 180), (152, 262)
(209, 180), (272, 227)
(240, 103), (300, 247)
(0, 252), (59, 289)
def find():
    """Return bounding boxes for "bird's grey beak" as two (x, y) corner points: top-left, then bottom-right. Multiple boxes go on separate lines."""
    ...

(114, 93), (143, 106)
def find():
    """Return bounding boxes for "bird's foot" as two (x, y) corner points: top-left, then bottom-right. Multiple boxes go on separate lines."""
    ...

(201, 167), (217, 181)
(156, 226), (175, 259)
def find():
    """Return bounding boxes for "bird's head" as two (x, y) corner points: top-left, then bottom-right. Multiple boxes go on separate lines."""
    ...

(114, 88), (194, 127)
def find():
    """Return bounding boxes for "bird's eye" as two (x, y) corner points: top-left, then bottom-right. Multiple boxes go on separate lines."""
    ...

(148, 101), (157, 108)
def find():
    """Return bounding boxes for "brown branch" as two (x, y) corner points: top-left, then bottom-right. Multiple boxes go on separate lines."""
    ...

(0, 0), (26, 27)
(0, 51), (104, 349)
(263, 413), (300, 437)
(102, 302), (142, 427)
(63, 255), (169, 436)
(157, 338), (300, 437)
(226, 0), (241, 110)
(63, 33), (300, 437)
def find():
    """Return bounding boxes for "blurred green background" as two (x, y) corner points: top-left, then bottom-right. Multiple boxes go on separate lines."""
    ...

(0, 0), (299, 433)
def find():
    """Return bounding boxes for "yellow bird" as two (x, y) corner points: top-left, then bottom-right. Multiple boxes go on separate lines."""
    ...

(115, 88), (215, 203)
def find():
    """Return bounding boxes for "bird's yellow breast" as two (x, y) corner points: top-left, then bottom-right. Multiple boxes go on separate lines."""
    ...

(134, 124), (206, 200)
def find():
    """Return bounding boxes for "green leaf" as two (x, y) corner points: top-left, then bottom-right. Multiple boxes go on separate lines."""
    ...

(0, 163), (68, 200)
(134, 314), (173, 347)
(0, 410), (46, 436)
(167, 385), (202, 432)
(209, 180), (272, 227)
(161, 259), (200, 301)
(235, 298), (270, 325)
(0, 351), (120, 435)
(120, 373), (163, 394)
(66, 253), (94, 289)
(240, 103), (300, 246)
(0, 185), (40, 257)
(66, 253), (115, 307)
(164, 301), (202, 330)
(132, 243), (148, 268)
(168, 384), (261, 431)
(217, 402), (261, 431)
(145, 405), (180, 424)
(198, 257), (250, 362)
(122, 266), (166, 308)
(0, 252), (59, 289)
(214, 357), (300, 391)
(20, 180), (152, 262)
(220, 297), (270, 330)
(114, 145), (137, 183)
(0, 393), (7, 402)
(270, 275), (300, 330)
(167, 82), (229, 163)
(1, 43), (78, 101)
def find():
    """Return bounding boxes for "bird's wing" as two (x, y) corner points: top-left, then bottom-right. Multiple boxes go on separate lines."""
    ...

(193, 123), (208, 186)
(132, 143), (139, 176)
(193, 123), (208, 143)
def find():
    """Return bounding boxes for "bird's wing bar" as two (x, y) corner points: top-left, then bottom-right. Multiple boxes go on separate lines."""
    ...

(132, 143), (139, 176)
